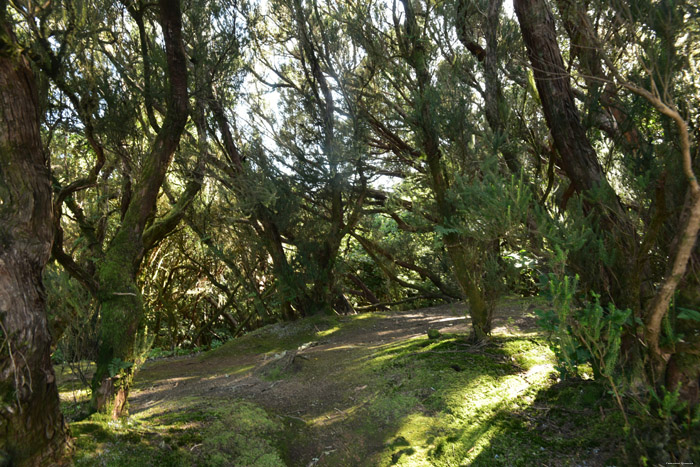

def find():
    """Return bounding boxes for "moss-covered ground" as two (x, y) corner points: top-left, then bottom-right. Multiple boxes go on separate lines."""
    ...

(59, 298), (627, 466)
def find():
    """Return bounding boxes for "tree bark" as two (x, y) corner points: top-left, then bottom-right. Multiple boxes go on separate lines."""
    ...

(513, 0), (606, 194)
(0, 17), (69, 465)
(514, 0), (643, 310)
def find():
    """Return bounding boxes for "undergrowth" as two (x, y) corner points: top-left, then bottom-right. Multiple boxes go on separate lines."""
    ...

(70, 399), (286, 466)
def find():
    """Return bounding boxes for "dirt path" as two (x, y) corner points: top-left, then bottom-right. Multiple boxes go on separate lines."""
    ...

(127, 301), (538, 465)
(131, 305), (465, 410)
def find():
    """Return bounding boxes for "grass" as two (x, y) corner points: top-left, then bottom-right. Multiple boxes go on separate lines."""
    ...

(69, 398), (288, 466)
(207, 314), (344, 358)
(55, 362), (94, 421)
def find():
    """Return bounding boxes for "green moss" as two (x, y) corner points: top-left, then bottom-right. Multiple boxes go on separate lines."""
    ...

(69, 396), (287, 467)
(368, 393), (421, 425)
(261, 365), (284, 381)
(70, 415), (193, 467)
(356, 332), (624, 466)
(202, 402), (285, 466)
(493, 337), (553, 370)
(205, 314), (340, 359)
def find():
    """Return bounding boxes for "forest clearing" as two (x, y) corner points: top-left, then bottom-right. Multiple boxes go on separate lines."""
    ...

(1, 0), (699, 465)
(60, 299), (627, 466)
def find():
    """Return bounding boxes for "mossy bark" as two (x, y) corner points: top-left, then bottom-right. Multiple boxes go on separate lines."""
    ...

(0, 17), (70, 465)
(91, 231), (142, 418)
(445, 236), (493, 340)
(88, 0), (190, 418)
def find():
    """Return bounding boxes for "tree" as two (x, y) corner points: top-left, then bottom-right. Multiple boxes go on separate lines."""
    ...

(0, 7), (69, 464)
(342, 0), (508, 339)
(226, 0), (371, 317)
(514, 0), (700, 448)
(16, 0), (195, 417)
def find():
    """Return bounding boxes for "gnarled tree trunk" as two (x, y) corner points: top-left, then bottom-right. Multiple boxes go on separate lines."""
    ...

(90, 0), (190, 418)
(515, 0), (700, 407)
(513, 0), (640, 310)
(0, 16), (69, 466)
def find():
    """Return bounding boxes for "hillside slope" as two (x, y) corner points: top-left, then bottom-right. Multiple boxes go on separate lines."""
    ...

(64, 299), (625, 466)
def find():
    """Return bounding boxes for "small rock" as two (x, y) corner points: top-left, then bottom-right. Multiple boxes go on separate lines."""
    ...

(427, 329), (441, 339)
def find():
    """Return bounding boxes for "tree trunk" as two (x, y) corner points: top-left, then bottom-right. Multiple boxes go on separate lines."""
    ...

(513, 0), (607, 193)
(445, 235), (493, 339)
(513, 0), (642, 310)
(0, 18), (69, 465)
(91, 236), (142, 418)
(90, 0), (189, 418)
(401, 0), (493, 339)
(517, 0), (700, 406)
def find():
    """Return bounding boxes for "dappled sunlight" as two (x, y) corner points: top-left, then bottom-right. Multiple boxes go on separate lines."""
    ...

(316, 325), (341, 337)
(205, 363), (255, 378)
(430, 316), (464, 324)
(321, 343), (362, 352)
(135, 375), (198, 391)
(490, 325), (540, 337)
(59, 387), (90, 403)
(133, 394), (202, 421)
(129, 375), (201, 410)
(369, 335), (560, 465)
(57, 304), (633, 466)
(308, 401), (367, 427)
(524, 363), (555, 381)
(448, 365), (556, 464)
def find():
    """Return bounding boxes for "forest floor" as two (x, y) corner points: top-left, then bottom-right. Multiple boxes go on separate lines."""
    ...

(57, 297), (627, 466)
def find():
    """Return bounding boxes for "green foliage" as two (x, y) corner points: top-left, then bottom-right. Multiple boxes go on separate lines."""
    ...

(676, 307), (700, 322)
(650, 386), (688, 421)
(13, 0), (700, 461)
(445, 165), (537, 299)
(449, 166), (533, 241)
(537, 274), (631, 381)
(45, 265), (98, 364)
(107, 358), (133, 378)
(146, 346), (202, 360)
(628, 385), (700, 464)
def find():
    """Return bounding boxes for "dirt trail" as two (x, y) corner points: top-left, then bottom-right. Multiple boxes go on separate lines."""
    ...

(128, 302), (538, 465)
(131, 305), (463, 410)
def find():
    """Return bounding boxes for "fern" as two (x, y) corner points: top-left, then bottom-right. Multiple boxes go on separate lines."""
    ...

(108, 358), (133, 378)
